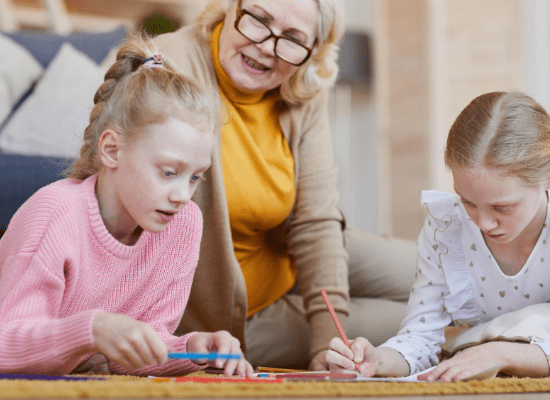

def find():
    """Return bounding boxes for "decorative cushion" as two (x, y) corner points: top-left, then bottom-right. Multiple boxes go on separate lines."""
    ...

(0, 42), (104, 158)
(0, 34), (43, 128)
(1, 26), (127, 68)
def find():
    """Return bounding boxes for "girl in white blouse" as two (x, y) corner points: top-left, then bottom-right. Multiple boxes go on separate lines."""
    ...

(326, 91), (550, 381)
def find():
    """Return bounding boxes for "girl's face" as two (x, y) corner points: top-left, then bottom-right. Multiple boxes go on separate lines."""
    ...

(452, 166), (550, 246)
(101, 117), (213, 243)
(218, 0), (319, 93)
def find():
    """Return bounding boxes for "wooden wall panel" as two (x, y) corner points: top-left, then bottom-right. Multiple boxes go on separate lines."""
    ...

(378, 0), (522, 240)
(386, 0), (430, 239)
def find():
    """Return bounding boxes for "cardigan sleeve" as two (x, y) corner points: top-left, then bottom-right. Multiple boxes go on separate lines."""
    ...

(285, 89), (350, 357)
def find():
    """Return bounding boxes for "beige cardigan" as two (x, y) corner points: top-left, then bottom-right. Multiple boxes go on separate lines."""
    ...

(154, 25), (349, 357)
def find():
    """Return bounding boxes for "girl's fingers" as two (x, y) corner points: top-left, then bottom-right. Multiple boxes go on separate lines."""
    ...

(126, 329), (161, 367)
(245, 360), (254, 377)
(326, 349), (356, 372)
(221, 337), (243, 375)
(424, 362), (461, 382)
(143, 328), (168, 364)
(328, 337), (354, 359)
(119, 341), (149, 370)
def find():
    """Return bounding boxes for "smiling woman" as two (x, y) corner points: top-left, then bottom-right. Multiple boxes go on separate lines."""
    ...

(153, 0), (418, 370)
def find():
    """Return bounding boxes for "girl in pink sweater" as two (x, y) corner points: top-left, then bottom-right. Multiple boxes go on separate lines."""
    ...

(0, 36), (252, 377)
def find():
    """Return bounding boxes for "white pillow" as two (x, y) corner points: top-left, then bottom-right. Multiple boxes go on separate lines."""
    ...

(0, 34), (43, 126)
(0, 42), (104, 158)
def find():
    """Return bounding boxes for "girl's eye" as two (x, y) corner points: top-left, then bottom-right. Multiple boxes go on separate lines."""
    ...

(163, 170), (176, 177)
(494, 206), (511, 213)
(191, 175), (200, 182)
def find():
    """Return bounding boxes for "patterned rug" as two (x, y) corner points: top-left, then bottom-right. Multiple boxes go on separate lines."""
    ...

(2, 373), (550, 398)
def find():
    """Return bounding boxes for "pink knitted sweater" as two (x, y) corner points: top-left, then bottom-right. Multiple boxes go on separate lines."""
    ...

(0, 174), (204, 376)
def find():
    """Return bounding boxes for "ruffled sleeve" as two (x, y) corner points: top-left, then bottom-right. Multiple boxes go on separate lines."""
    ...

(380, 190), (479, 374)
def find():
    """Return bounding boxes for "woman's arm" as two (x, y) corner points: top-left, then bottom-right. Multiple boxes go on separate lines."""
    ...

(284, 89), (349, 363)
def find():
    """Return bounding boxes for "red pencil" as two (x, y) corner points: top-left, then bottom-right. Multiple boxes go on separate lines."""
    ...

(320, 289), (361, 373)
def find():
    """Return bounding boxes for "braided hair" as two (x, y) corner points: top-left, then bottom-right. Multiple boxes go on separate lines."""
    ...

(67, 34), (219, 180)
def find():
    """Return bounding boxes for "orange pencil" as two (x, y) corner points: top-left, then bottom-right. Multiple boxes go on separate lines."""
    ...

(320, 289), (361, 373)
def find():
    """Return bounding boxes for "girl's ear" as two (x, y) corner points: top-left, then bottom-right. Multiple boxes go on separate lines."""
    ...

(98, 129), (121, 169)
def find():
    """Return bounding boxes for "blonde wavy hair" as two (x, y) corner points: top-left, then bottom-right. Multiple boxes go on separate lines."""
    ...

(194, 0), (345, 105)
(445, 91), (550, 186)
(67, 34), (219, 180)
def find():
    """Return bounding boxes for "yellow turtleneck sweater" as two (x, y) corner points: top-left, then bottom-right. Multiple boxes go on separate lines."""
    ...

(211, 24), (297, 317)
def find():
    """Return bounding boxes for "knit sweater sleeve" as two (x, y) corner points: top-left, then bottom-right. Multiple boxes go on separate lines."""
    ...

(107, 202), (205, 377)
(0, 186), (99, 374)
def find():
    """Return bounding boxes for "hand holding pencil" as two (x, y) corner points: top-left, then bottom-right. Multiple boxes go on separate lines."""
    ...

(320, 289), (361, 373)
(186, 331), (253, 378)
(322, 288), (400, 377)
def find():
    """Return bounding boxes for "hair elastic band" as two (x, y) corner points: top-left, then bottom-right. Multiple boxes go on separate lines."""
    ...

(141, 54), (165, 69)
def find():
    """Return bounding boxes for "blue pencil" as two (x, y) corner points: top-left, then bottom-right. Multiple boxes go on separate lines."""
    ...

(168, 352), (242, 360)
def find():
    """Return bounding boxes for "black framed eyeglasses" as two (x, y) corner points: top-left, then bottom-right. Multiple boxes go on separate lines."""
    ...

(234, 2), (316, 67)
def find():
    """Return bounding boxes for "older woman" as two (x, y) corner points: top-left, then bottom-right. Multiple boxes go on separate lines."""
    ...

(154, 0), (416, 370)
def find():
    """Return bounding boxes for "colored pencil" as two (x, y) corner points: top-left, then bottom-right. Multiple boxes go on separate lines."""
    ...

(168, 352), (242, 360)
(174, 376), (282, 383)
(320, 289), (361, 373)
(259, 372), (357, 380)
(256, 366), (304, 373)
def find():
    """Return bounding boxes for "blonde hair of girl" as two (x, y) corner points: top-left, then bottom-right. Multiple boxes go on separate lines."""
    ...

(194, 0), (345, 105)
(445, 91), (550, 186)
(68, 34), (220, 180)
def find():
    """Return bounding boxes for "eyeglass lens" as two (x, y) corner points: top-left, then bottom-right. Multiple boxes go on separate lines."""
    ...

(237, 13), (309, 65)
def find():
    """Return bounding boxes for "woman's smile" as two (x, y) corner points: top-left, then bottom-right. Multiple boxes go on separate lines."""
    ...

(241, 53), (270, 72)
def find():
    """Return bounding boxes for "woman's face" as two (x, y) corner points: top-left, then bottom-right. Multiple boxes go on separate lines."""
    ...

(219, 0), (319, 93)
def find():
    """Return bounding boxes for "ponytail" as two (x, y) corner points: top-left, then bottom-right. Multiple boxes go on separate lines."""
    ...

(67, 34), (218, 180)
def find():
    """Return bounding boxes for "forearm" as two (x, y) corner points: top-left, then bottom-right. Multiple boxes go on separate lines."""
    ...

(0, 310), (99, 374)
(376, 347), (410, 377)
(491, 342), (549, 378)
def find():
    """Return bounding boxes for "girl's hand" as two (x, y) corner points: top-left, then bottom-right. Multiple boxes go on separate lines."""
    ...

(92, 312), (168, 371)
(73, 353), (110, 374)
(186, 331), (253, 377)
(418, 343), (501, 382)
(326, 337), (380, 377)
(309, 350), (329, 371)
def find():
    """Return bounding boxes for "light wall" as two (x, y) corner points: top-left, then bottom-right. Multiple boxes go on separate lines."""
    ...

(377, 0), (526, 239)
(329, 0), (380, 235)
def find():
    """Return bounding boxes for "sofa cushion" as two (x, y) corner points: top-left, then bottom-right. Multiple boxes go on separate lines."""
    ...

(1, 26), (127, 68)
(0, 34), (43, 128)
(0, 154), (72, 235)
(0, 42), (104, 158)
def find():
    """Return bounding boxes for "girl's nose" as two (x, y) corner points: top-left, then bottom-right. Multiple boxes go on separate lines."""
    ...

(476, 211), (498, 232)
(169, 184), (190, 205)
